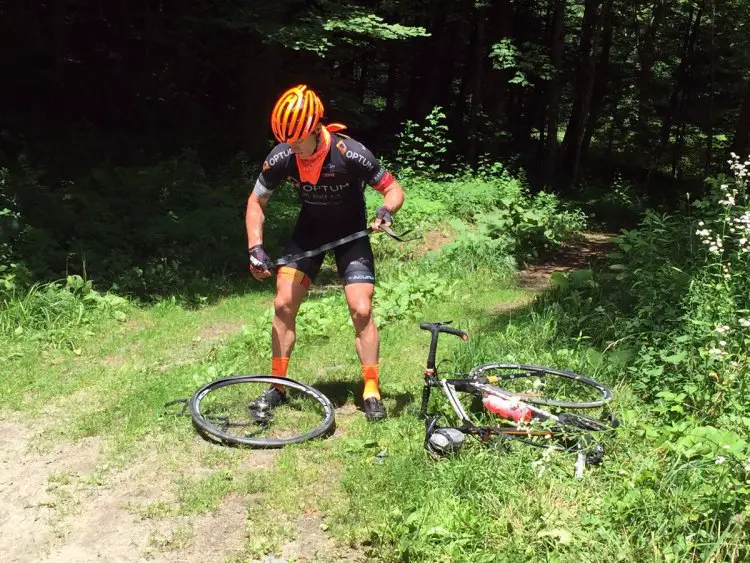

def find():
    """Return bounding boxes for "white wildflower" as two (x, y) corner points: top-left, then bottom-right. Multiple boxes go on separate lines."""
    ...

(716, 456), (727, 465)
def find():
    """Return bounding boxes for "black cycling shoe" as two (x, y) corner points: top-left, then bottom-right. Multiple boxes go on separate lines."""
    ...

(363, 397), (387, 421)
(249, 387), (287, 411)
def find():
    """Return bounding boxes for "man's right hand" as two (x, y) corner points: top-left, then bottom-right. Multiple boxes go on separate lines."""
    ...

(248, 245), (274, 281)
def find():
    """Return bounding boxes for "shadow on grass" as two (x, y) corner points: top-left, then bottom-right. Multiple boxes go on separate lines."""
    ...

(313, 379), (415, 418)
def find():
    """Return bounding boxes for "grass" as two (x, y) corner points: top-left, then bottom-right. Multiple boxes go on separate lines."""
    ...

(2, 231), (745, 561)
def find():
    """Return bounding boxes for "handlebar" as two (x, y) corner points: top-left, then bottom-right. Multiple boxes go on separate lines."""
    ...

(420, 321), (468, 371)
(419, 322), (469, 341)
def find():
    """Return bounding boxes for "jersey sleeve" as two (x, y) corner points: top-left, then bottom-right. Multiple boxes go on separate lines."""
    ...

(336, 138), (396, 193)
(252, 144), (294, 199)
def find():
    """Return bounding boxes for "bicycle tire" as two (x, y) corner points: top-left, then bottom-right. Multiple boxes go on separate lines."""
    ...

(469, 363), (613, 409)
(189, 375), (335, 448)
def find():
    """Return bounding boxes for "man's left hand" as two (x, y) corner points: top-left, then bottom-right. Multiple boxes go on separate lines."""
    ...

(371, 206), (393, 231)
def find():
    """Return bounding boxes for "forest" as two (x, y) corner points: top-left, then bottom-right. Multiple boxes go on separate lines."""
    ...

(1, 1), (750, 561)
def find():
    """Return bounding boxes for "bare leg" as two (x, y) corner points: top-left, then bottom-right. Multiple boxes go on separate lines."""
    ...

(344, 283), (378, 364)
(272, 276), (308, 359)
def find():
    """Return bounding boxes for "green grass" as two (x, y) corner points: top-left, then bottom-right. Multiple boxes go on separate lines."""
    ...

(1, 239), (746, 561)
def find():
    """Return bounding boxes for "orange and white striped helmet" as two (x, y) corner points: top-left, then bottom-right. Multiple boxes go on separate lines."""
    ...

(270, 85), (324, 143)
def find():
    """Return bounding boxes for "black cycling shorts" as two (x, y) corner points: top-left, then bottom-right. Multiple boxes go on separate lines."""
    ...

(281, 235), (375, 286)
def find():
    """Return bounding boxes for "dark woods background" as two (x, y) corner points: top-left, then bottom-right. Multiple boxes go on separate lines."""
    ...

(1, 0), (749, 293)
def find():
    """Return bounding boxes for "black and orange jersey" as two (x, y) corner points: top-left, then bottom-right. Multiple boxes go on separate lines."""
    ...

(253, 133), (395, 235)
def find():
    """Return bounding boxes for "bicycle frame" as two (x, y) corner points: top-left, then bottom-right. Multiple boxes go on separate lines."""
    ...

(417, 322), (613, 475)
(418, 322), (560, 425)
(417, 322), (608, 439)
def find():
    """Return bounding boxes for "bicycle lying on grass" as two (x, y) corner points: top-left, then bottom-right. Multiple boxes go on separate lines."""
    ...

(417, 321), (617, 477)
(176, 320), (616, 476)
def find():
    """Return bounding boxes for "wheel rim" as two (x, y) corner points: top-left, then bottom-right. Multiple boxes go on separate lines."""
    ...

(189, 375), (335, 448)
(469, 363), (613, 409)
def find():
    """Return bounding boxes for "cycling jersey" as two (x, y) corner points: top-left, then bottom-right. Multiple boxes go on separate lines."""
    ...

(253, 133), (395, 237)
(253, 133), (394, 286)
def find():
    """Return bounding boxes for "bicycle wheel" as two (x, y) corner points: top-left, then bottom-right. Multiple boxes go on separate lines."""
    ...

(469, 363), (613, 409)
(189, 375), (335, 448)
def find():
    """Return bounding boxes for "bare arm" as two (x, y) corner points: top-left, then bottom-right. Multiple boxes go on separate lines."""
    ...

(371, 179), (405, 231)
(246, 191), (270, 248)
(246, 191), (273, 280)
(381, 180), (405, 213)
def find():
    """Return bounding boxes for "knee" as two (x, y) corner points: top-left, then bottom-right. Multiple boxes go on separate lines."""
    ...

(349, 299), (372, 328)
(274, 294), (297, 321)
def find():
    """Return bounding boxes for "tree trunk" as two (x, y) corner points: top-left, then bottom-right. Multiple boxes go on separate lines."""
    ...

(385, 51), (398, 116)
(454, 0), (478, 145)
(542, 0), (567, 189)
(466, 3), (487, 166)
(52, 0), (67, 81)
(659, 2), (703, 179)
(581, 0), (614, 162)
(356, 54), (369, 103)
(405, 1), (445, 120)
(636, 0), (668, 146)
(733, 86), (750, 158)
(243, 40), (277, 155)
(705, 0), (716, 174)
(561, 0), (606, 190)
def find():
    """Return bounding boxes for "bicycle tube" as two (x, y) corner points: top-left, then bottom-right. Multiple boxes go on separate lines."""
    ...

(273, 226), (417, 268)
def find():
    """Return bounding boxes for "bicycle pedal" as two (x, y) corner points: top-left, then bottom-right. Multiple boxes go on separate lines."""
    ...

(585, 443), (605, 465)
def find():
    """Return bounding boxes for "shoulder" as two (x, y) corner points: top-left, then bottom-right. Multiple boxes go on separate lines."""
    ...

(332, 135), (378, 171)
(262, 143), (295, 172)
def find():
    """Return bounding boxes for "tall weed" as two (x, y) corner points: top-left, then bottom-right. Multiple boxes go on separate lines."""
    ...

(0, 274), (129, 348)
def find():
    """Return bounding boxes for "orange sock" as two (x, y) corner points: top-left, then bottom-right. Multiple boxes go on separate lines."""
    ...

(272, 356), (289, 393)
(362, 364), (380, 400)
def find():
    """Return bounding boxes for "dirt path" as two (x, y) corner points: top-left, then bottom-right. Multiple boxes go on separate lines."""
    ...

(0, 415), (357, 562)
(518, 232), (616, 292)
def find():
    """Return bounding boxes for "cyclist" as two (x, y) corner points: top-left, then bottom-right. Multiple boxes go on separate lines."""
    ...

(245, 84), (405, 420)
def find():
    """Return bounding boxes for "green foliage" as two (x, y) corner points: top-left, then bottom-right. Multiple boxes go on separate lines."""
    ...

(219, 1), (429, 56)
(324, 11), (430, 43)
(0, 167), (25, 268)
(394, 107), (452, 178)
(489, 39), (555, 87)
(0, 274), (129, 349)
(3, 151), (266, 299)
(374, 269), (454, 324)
(440, 188), (586, 267)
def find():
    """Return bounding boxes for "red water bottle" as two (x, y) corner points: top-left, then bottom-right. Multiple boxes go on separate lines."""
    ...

(482, 395), (532, 422)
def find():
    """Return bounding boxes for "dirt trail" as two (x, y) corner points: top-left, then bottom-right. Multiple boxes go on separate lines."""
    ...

(0, 412), (358, 563)
(518, 232), (616, 292)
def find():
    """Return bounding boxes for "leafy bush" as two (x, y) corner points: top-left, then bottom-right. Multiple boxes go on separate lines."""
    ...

(394, 106), (452, 178)
(439, 186), (586, 268)
(2, 152), (277, 298)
